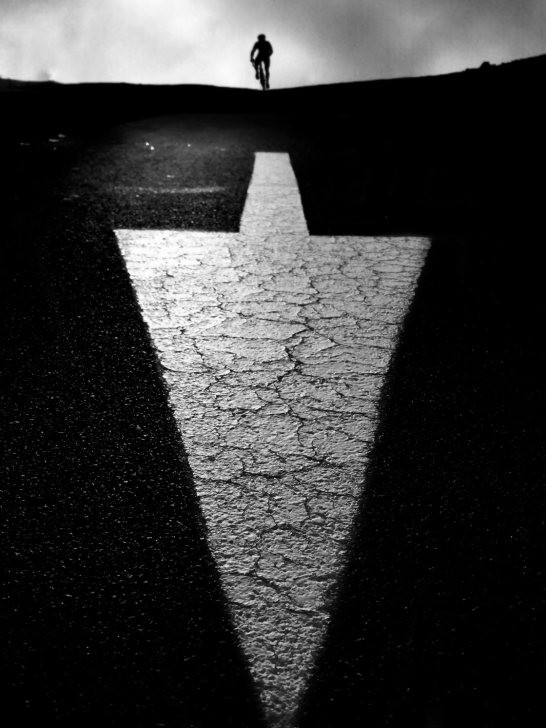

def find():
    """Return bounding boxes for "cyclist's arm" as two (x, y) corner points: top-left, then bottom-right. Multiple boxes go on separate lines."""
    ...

(250, 42), (258, 62)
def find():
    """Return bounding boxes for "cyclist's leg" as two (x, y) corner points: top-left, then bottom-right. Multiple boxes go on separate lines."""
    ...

(257, 56), (266, 87)
(264, 57), (271, 88)
(258, 60), (266, 90)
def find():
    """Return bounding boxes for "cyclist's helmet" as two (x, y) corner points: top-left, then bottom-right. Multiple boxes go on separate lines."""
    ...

(258, 34), (266, 40)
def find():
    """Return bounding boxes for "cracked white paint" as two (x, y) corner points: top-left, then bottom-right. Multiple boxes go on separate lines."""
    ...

(116, 153), (429, 727)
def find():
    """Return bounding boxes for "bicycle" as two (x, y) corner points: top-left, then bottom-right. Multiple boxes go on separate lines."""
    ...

(252, 59), (269, 91)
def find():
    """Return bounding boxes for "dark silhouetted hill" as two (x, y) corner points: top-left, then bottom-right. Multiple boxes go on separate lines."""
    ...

(1, 53), (545, 134)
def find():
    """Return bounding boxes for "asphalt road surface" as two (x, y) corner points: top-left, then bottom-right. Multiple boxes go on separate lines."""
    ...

(2, 110), (546, 728)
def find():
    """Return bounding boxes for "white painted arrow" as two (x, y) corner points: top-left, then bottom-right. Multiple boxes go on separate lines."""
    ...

(116, 154), (429, 727)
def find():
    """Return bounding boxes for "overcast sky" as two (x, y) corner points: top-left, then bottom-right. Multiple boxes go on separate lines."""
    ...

(1, 0), (545, 87)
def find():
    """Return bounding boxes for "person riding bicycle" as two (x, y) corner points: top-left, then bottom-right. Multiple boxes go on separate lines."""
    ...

(250, 34), (273, 89)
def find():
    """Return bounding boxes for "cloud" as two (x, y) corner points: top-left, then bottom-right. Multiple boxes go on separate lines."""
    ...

(0, 0), (544, 86)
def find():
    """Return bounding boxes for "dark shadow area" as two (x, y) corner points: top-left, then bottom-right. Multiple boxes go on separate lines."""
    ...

(0, 151), (265, 726)
(289, 58), (542, 237)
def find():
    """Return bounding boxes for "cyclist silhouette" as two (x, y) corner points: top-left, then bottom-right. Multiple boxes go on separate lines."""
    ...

(250, 34), (273, 90)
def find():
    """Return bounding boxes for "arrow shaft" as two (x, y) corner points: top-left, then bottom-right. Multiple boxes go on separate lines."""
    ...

(240, 153), (309, 236)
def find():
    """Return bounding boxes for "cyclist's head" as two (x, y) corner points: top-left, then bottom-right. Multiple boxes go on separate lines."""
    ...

(258, 34), (266, 40)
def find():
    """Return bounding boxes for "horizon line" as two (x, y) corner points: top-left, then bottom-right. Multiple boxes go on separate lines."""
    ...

(1, 50), (544, 90)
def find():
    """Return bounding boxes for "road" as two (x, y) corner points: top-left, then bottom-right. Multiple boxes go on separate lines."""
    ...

(1, 111), (546, 728)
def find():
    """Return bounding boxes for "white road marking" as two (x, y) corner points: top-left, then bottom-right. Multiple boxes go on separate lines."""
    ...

(116, 153), (429, 727)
